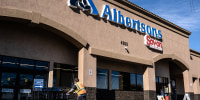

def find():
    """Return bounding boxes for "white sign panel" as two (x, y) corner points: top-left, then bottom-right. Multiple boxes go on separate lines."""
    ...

(1, 88), (14, 93)
(34, 79), (44, 88)
(89, 69), (92, 76)
(20, 89), (31, 93)
(144, 35), (162, 51)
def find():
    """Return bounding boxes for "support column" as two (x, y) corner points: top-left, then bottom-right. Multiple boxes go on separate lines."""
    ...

(143, 64), (156, 100)
(183, 70), (194, 100)
(78, 48), (97, 100)
(48, 61), (54, 87)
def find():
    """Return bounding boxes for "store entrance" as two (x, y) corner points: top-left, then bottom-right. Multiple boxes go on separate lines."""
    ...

(169, 62), (185, 100)
(170, 79), (176, 100)
(1, 72), (33, 100)
(0, 55), (49, 100)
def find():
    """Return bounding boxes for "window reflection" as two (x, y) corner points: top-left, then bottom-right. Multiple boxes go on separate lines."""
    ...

(97, 69), (108, 89)
(130, 73), (136, 90)
(1, 72), (16, 87)
(137, 74), (143, 91)
(20, 59), (34, 69)
(19, 74), (33, 89)
(36, 61), (49, 71)
(53, 63), (78, 88)
(0, 55), (50, 100)
(111, 71), (119, 90)
(2, 56), (19, 68)
(110, 71), (143, 91)
(156, 76), (159, 83)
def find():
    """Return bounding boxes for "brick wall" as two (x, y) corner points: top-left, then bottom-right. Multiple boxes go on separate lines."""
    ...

(96, 89), (144, 100)
(144, 90), (156, 100)
(115, 91), (144, 100)
(85, 87), (96, 100)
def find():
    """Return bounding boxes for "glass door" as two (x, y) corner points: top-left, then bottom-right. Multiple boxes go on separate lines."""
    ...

(0, 55), (49, 100)
(19, 74), (33, 100)
(171, 79), (177, 100)
(1, 72), (17, 100)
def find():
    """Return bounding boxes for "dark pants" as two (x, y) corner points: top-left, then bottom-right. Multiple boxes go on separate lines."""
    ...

(77, 95), (86, 100)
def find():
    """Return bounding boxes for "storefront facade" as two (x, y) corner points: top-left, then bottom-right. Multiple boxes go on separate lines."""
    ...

(0, 0), (199, 100)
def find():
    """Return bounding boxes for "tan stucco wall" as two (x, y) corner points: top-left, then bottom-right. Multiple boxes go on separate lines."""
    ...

(176, 78), (185, 95)
(78, 48), (97, 87)
(0, 21), (78, 65)
(190, 55), (200, 79)
(189, 55), (200, 94)
(97, 58), (146, 75)
(143, 65), (156, 91)
(155, 61), (170, 78)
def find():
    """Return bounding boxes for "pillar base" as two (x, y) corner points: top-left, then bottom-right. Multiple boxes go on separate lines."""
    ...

(85, 87), (96, 100)
(144, 90), (156, 100)
(194, 94), (200, 100)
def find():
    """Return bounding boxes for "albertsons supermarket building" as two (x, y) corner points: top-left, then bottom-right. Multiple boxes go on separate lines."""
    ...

(0, 0), (200, 100)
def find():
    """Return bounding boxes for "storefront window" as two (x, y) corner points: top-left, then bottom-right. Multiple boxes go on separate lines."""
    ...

(120, 72), (130, 90)
(0, 55), (49, 100)
(137, 74), (143, 91)
(35, 74), (48, 88)
(2, 56), (19, 68)
(97, 69), (108, 89)
(19, 74), (33, 89)
(36, 61), (49, 71)
(111, 71), (119, 90)
(156, 76), (169, 95)
(1, 72), (16, 100)
(20, 59), (34, 69)
(111, 71), (143, 91)
(53, 63), (78, 88)
(1, 72), (16, 87)
(130, 73), (136, 90)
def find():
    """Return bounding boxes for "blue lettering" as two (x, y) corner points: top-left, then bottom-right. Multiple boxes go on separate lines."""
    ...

(141, 23), (145, 33)
(125, 17), (131, 27)
(117, 11), (124, 25)
(146, 25), (151, 35)
(132, 20), (140, 31)
(152, 27), (157, 37)
(68, 2), (163, 39)
(101, 5), (112, 21)
(112, 9), (117, 22)
(157, 30), (162, 39)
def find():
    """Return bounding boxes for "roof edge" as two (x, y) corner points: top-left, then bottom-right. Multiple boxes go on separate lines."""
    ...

(190, 49), (200, 57)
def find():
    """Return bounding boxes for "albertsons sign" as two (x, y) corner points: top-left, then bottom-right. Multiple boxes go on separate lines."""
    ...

(68, 0), (163, 51)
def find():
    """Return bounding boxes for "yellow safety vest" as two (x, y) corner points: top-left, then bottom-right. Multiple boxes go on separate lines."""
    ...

(74, 82), (87, 96)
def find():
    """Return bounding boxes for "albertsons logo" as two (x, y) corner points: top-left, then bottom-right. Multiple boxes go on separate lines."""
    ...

(68, 0), (99, 15)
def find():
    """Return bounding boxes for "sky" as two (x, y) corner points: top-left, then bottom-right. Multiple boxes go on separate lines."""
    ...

(128, 0), (200, 52)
